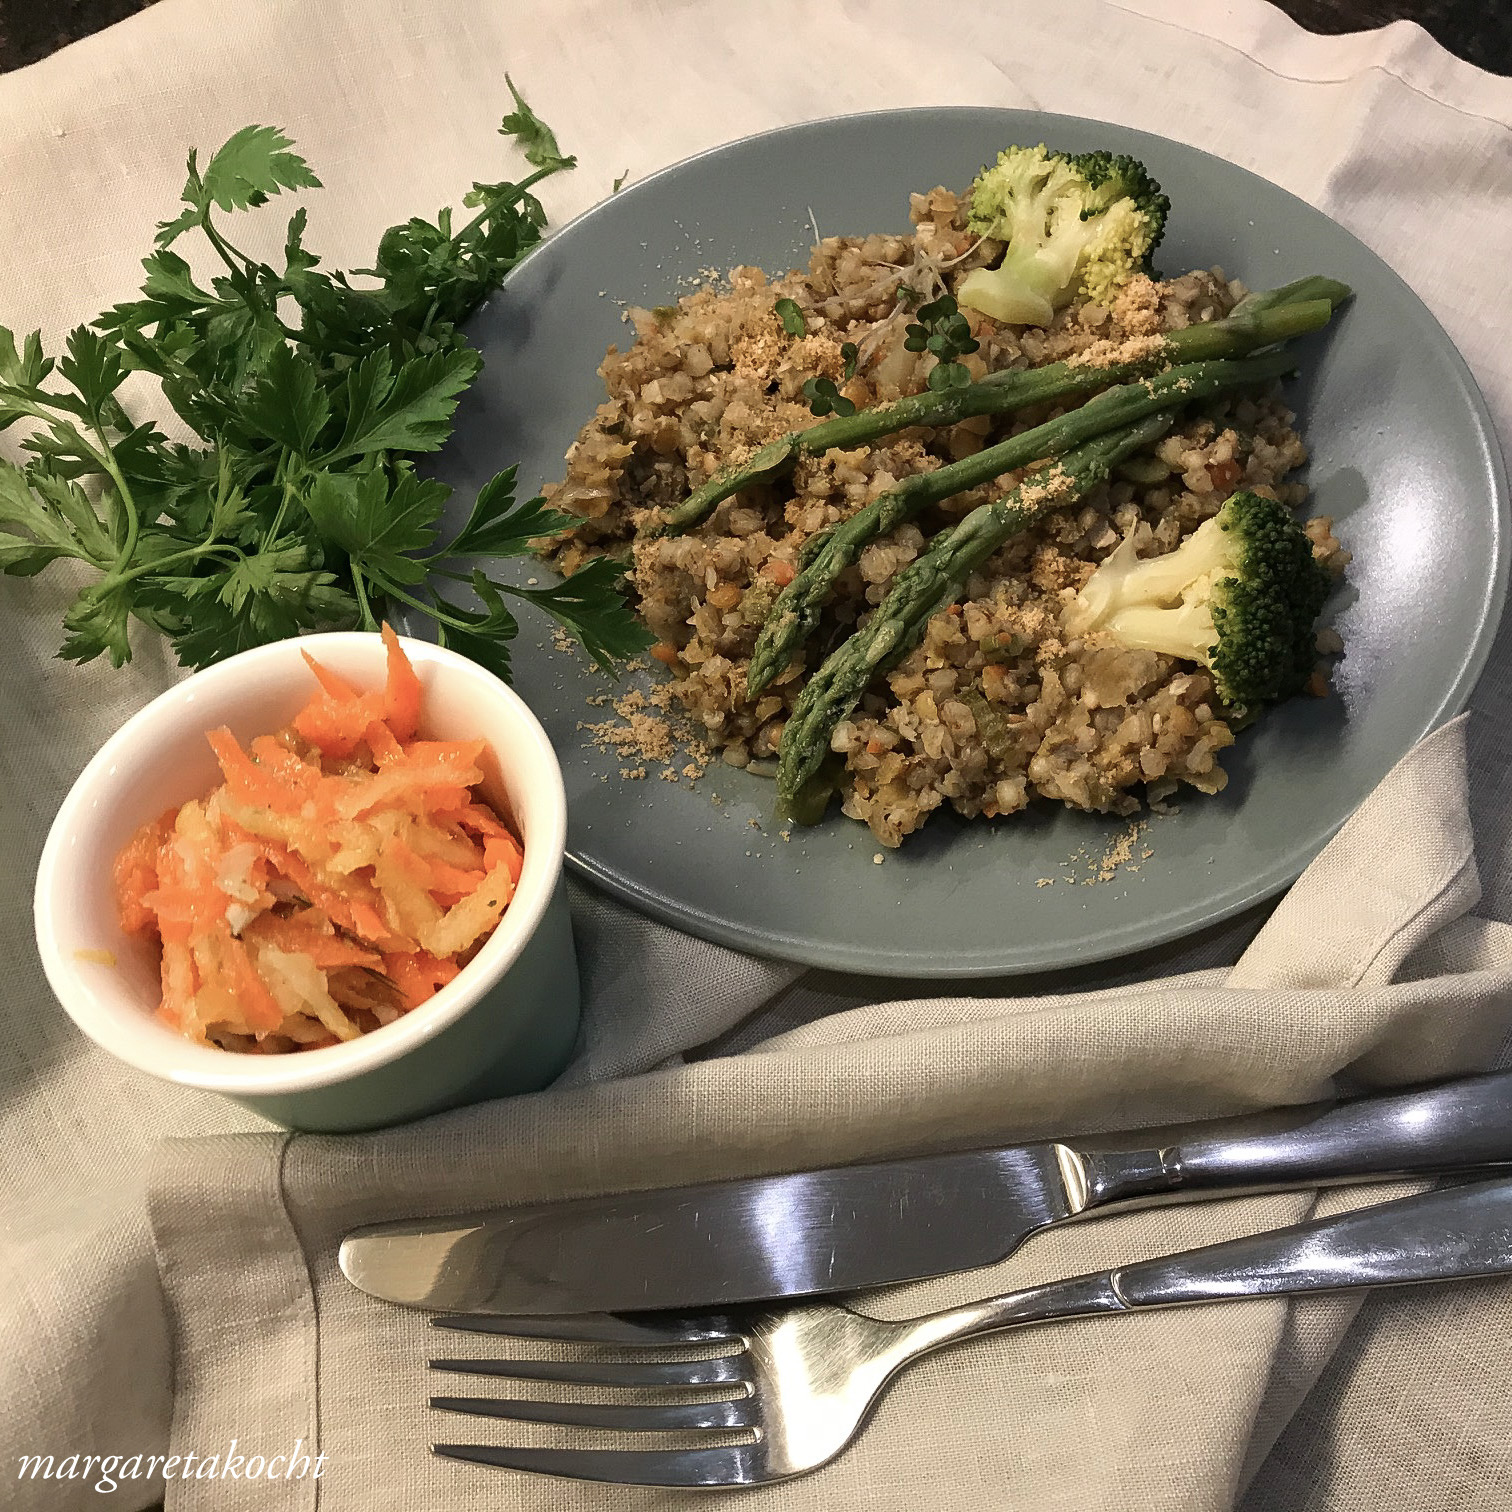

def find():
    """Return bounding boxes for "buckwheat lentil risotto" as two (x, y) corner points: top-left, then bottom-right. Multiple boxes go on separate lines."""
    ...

(542, 184), (1349, 848)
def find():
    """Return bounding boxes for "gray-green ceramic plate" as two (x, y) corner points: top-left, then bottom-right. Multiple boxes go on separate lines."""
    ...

(437, 108), (1508, 976)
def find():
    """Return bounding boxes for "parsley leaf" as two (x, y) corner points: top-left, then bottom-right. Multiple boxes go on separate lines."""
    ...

(499, 75), (576, 172)
(303, 467), (446, 585)
(161, 565), (352, 668)
(284, 208), (319, 276)
(0, 326), (52, 392)
(0, 458), (94, 573)
(61, 583), (135, 666)
(218, 541), (323, 612)
(442, 466), (574, 559)
(325, 348), (480, 461)
(197, 125), (323, 215)
(502, 556), (653, 673)
(439, 618), (517, 684)
(238, 344), (330, 455)
(153, 202), (203, 251)
(0, 90), (647, 680)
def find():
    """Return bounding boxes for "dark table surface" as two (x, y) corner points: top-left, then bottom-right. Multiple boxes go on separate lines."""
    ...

(1, 0), (1509, 74)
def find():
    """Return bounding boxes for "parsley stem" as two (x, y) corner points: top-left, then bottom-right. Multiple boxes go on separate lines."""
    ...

(92, 536), (240, 594)
(347, 568), (374, 635)
(269, 455), (303, 543)
(94, 449), (241, 593)
(200, 211), (303, 340)
(350, 564), (379, 631)
(449, 164), (558, 249)
(88, 429), (142, 574)
(200, 213), (258, 288)
(371, 577), (473, 633)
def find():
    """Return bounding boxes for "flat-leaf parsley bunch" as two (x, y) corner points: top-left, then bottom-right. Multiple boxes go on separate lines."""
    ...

(0, 82), (650, 679)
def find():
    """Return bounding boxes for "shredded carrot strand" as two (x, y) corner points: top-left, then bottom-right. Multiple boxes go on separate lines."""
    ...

(113, 626), (523, 1054)
(301, 650), (360, 702)
(382, 622), (422, 742)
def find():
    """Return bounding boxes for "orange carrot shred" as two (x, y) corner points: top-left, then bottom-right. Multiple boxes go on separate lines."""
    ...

(225, 935), (285, 1034)
(425, 858), (490, 898)
(114, 808), (175, 937)
(382, 622), (422, 742)
(383, 950), (462, 1010)
(301, 650), (361, 702)
(365, 720), (404, 764)
(207, 727), (295, 811)
(483, 831), (525, 885)
(117, 629), (519, 1054)
(449, 800), (509, 838)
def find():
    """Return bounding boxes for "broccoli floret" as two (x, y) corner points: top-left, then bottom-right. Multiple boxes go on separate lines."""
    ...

(1063, 490), (1333, 713)
(956, 145), (1171, 328)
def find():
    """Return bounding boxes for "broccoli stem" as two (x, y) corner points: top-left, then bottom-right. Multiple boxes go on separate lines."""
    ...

(645, 278), (1348, 540)
(746, 347), (1298, 697)
(773, 412), (1182, 818)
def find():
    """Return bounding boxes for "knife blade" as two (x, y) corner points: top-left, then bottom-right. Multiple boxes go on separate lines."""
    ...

(339, 1068), (1512, 1314)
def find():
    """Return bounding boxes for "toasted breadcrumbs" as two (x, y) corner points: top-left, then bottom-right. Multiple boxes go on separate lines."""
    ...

(542, 187), (1345, 849)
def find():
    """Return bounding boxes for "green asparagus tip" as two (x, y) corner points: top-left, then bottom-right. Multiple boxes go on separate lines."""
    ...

(1314, 277), (1353, 308)
(1263, 298), (1337, 341)
(1233, 275), (1353, 317)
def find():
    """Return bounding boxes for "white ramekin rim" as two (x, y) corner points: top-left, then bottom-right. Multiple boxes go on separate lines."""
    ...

(33, 632), (566, 1097)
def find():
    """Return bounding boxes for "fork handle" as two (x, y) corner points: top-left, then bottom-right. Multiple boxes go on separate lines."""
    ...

(939, 1176), (1512, 1347)
(1109, 1176), (1512, 1309)
(1056, 1069), (1512, 1212)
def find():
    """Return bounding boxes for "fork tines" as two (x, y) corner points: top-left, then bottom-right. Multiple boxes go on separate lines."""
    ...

(429, 1353), (747, 1387)
(432, 1442), (762, 1488)
(431, 1394), (757, 1432)
(428, 1312), (761, 1488)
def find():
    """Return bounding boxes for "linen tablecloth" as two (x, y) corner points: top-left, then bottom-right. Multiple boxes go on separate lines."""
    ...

(2, 1), (1511, 1507)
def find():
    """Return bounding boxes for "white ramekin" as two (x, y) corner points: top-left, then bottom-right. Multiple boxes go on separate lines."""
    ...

(33, 632), (580, 1132)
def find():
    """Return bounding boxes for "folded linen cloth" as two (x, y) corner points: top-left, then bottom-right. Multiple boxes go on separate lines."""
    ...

(1, 1), (1511, 1509)
(147, 714), (1512, 1512)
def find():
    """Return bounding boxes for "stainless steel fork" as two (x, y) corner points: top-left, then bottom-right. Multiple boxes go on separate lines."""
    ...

(428, 1176), (1512, 1488)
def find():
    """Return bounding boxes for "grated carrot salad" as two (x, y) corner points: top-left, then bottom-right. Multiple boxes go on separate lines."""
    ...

(114, 626), (524, 1053)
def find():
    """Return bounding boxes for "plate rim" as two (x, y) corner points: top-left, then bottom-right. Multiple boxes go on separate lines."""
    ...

(507, 105), (1511, 976)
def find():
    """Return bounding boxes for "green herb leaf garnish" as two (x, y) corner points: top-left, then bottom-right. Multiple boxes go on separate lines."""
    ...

(498, 74), (576, 172)
(774, 298), (806, 338)
(904, 294), (979, 393)
(0, 87), (648, 676)
(802, 376), (856, 418)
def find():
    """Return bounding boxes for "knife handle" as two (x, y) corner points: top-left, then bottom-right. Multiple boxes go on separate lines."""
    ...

(1055, 1068), (1512, 1214)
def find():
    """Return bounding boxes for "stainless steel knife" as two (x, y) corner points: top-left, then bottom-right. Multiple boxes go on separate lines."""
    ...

(338, 1068), (1512, 1314)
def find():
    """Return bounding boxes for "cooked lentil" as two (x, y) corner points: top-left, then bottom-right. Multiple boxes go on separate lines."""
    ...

(543, 187), (1348, 847)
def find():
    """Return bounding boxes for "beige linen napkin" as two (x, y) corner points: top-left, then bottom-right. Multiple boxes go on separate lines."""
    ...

(2, 1), (1511, 1509)
(142, 714), (1512, 1512)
